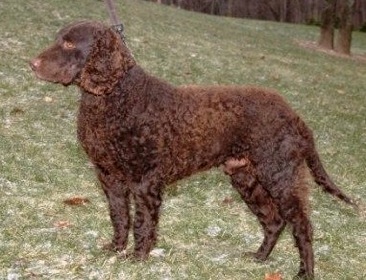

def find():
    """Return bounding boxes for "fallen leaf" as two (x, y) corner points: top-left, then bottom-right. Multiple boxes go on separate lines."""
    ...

(44, 96), (53, 102)
(222, 196), (235, 206)
(63, 197), (90, 206)
(10, 107), (25, 116)
(150, 248), (166, 258)
(264, 272), (282, 280)
(54, 220), (72, 229)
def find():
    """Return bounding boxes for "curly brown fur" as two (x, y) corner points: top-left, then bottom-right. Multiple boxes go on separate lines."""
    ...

(30, 20), (355, 278)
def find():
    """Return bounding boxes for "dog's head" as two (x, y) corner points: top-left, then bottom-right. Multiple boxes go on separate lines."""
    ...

(30, 21), (136, 95)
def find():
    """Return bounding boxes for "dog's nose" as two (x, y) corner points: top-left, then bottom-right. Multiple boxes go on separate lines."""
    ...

(29, 58), (41, 71)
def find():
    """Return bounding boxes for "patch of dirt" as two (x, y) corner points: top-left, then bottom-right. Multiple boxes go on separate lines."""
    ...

(296, 40), (366, 63)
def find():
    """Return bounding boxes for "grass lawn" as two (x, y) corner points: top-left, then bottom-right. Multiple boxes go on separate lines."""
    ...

(1, 0), (365, 279)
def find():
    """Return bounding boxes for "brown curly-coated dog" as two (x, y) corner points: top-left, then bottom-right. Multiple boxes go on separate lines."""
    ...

(30, 21), (355, 279)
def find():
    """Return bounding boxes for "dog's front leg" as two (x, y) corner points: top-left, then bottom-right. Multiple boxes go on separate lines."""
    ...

(97, 169), (131, 254)
(132, 181), (163, 260)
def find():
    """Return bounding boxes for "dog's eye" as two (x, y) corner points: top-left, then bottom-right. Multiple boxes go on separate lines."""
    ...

(63, 41), (75, 50)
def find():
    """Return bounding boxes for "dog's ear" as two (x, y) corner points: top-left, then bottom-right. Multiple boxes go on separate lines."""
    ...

(80, 28), (135, 95)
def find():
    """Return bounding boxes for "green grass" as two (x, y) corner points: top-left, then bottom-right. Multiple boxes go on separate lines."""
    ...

(1, 0), (365, 279)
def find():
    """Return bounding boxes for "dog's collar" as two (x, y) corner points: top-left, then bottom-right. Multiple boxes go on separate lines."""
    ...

(111, 23), (126, 43)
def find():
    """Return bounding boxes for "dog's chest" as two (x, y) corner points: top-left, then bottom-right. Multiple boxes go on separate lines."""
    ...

(77, 113), (114, 163)
(76, 95), (123, 164)
(76, 98), (162, 181)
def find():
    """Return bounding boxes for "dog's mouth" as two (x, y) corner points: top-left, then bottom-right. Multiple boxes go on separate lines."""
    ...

(29, 60), (74, 86)
(31, 70), (72, 86)
(30, 69), (47, 82)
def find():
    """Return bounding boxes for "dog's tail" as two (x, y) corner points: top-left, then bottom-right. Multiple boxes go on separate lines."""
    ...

(301, 122), (356, 206)
(306, 148), (355, 205)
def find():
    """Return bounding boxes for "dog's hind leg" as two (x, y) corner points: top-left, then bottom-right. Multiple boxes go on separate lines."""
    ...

(225, 159), (286, 261)
(267, 163), (314, 279)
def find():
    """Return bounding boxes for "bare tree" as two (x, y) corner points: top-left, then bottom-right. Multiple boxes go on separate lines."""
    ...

(318, 0), (356, 54)
(335, 0), (356, 54)
(227, 0), (234, 16)
(145, 0), (366, 31)
(318, 0), (336, 49)
(353, 0), (366, 29)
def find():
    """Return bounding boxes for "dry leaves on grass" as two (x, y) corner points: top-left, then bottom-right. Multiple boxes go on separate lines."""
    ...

(44, 96), (53, 102)
(10, 107), (25, 116)
(54, 220), (72, 229)
(63, 196), (90, 206)
(264, 272), (282, 280)
(221, 196), (235, 206)
(296, 40), (366, 63)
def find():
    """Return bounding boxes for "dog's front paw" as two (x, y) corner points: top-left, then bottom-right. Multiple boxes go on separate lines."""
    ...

(131, 250), (150, 261)
(103, 242), (127, 256)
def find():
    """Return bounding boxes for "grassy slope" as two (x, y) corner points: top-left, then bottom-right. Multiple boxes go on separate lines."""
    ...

(0, 0), (365, 279)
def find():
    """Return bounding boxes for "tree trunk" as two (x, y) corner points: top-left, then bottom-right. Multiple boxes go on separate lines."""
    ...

(210, 0), (216, 15)
(335, 0), (355, 55)
(280, 0), (287, 22)
(227, 0), (233, 17)
(319, 0), (336, 49)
